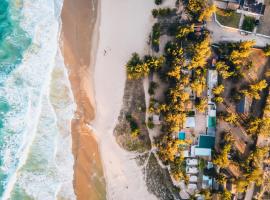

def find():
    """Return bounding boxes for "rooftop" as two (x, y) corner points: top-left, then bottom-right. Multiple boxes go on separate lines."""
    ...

(186, 158), (198, 166)
(185, 117), (196, 128)
(208, 70), (218, 90)
(241, 0), (265, 15)
(198, 135), (215, 149)
(194, 148), (212, 157)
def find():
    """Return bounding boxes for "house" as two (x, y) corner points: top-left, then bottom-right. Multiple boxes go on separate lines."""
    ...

(240, 0), (265, 16)
(236, 96), (252, 115)
(202, 175), (213, 189)
(189, 175), (198, 183)
(187, 183), (198, 194)
(153, 114), (161, 125)
(185, 117), (196, 128)
(191, 135), (215, 158)
(228, 1), (241, 10)
(227, 163), (242, 178)
(194, 148), (212, 157)
(186, 158), (198, 166)
(183, 150), (190, 158)
(214, 0), (240, 10)
(198, 135), (215, 149)
(186, 166), (199, 174)
(179, 190), (190, 200)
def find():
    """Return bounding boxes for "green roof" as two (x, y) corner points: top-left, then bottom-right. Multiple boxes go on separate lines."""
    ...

(198, 135), (215, 149)
(208, 117), (216, 128)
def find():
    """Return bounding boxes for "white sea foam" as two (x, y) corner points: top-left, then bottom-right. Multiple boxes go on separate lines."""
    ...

(1, 0), (75, 199)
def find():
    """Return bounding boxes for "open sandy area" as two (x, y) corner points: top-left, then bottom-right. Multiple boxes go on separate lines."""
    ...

(93, 0), (159, 199)
(60, 0), (106, 199)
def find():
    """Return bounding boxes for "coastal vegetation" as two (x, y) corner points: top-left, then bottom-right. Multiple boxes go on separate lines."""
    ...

(152, 8), (177, 18)
(155, 0), (163, 5)
(242, 16), (256, 32)
(126, 53), (164, 79)
(151, 23), (161, 52)
(216, 8), (241, 28)
(123, 0), (270, 198)
(263, 44), (270, 56)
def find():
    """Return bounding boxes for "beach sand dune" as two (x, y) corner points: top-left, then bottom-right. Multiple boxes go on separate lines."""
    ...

(93, 0), (157, 199)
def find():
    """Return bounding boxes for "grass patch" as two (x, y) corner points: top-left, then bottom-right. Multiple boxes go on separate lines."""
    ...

(216, 8), (241, 28)
(242, 16), (256, 32)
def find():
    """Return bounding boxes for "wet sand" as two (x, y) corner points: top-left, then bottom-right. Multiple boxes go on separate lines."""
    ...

(60, 0), (106, 199)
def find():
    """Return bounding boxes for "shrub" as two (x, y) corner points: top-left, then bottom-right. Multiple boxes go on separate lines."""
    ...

(242, 16), (256, 32)
(126, 53), (148, 79)
(151, 23), (161, 52)
(126, 114), (140, 137)
(263, 44), (270, 56)
(152, 8), (176, 18)
(148, 81), (159, 95)
(155, 0), (163, 5)
(147, 116), (155, 129)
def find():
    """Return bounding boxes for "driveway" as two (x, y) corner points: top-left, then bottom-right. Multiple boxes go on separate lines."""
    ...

(207, 17), (270, 47)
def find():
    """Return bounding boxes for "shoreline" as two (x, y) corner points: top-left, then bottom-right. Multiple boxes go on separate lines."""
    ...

(60, 0), (106, 199)
(92, 0), (158, 199)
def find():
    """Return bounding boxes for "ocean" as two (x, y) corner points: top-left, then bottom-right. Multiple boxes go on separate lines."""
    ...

(0, 0), (75, 199)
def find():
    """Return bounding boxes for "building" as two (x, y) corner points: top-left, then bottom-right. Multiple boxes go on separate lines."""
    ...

(153, 114), (161, 125)
(240, 0), (265, 16)
(185, 116), (196, 128)
(190, 135), (215, 158)
(214, 0), (240, 10)
(236, 96), (252, 115)
(186, 166), (199, 174)
(202, 175), (213, 189)
(186, 158), (198, 166)
(215, 0), (265, 16)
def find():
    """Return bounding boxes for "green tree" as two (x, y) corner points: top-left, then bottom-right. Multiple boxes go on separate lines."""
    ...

(148, 81), (159, 96)
(224, 112), (238, 124)
(195, 98), (207, 113)
(155, 0), (163, 5)
(126, 53), (149, 79)
(216, 61), (233, 79)
(213, 96), (224, 104)
(144, 55), (165, 71)
(241, 80), (267, 100)
(152, 23), (161, 52)
(230, 40), (255, 65)
(246, 118), (262, 135)
(213, 143), (231, 168)
(242, 16), (256, 32)
(198, 5), (216, 22)
(221, 189), (232, 200)
(212, 85), (224, 95)
(263, 44), (270, 56)
(176, 24), (194, 40)
(189, 36), (211, 69)
(236, 178), (249, 193)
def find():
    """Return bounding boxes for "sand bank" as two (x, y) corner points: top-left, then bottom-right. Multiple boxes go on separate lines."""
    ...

(93, 0), (157, 199)
(60, 0), (106, 199)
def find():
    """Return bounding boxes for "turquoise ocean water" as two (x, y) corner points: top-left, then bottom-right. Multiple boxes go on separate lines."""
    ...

(0, 0), (31, 196)
(0, 0), (75, 199)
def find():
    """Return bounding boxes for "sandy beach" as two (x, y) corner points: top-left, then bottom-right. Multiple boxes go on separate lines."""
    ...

(60, 0), (106, 199)
(93, 0), (158, 199)
(61, 0), (166, 199)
